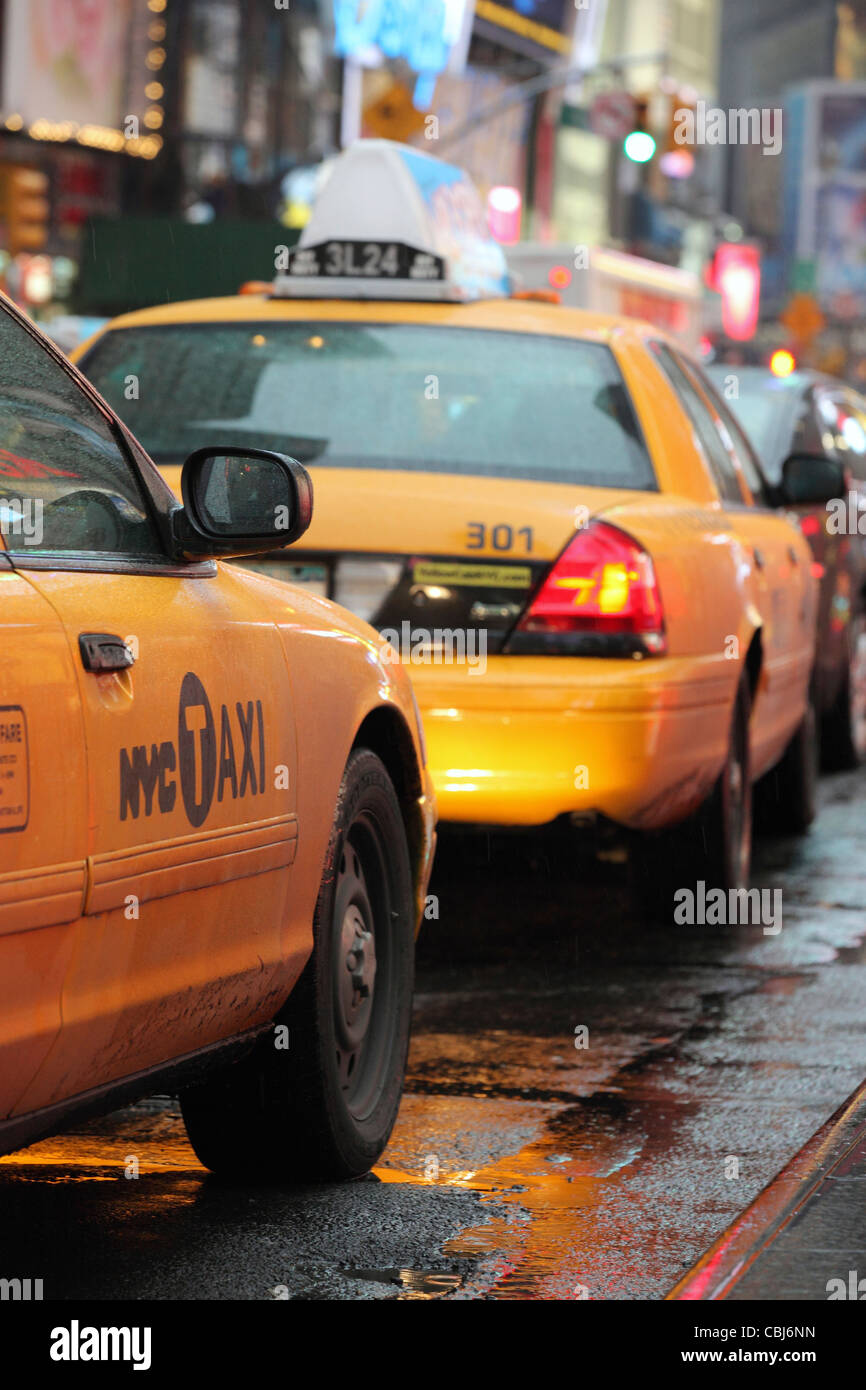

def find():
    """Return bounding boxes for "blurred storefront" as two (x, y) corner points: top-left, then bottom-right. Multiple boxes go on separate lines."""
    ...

(0, 0), (343, 316)
(174, 0), (340, 219)
(0, 0), (159, 312)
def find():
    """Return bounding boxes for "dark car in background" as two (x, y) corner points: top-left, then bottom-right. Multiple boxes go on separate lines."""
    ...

(708, 365), (866, 768)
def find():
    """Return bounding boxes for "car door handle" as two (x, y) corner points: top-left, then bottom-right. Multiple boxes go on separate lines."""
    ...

(752, 546), (765, 570)
(79, 632), (135, 673)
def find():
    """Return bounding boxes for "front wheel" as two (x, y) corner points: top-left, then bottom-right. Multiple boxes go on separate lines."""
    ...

(180, 748), (415, 1180)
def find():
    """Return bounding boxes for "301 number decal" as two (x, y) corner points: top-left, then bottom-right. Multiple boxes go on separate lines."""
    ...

(466, 522), (534, 553)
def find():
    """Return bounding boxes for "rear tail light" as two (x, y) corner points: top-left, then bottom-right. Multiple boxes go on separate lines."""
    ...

(508, 520), (666, 656)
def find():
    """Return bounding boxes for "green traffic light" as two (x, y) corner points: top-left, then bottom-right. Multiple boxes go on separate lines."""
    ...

(623, 130), (656, 163)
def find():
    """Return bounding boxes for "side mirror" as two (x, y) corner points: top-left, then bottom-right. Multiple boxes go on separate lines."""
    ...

(174, 446), (313, 559)
(779, 452), (846, 507)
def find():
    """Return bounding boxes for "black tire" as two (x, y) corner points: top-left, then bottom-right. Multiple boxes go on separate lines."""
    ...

(633, 676), (752, 923)
(822, 612), (866, 770)
(755, 685), (818, 835)
(180, 748), (415, 1180)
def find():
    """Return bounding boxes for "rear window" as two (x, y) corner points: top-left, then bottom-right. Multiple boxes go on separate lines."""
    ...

(707, 370), (809, 480)
(81, 322), (656, 490)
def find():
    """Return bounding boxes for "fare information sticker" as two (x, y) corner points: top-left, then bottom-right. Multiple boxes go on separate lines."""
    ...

(0, 705), (28, 833)
(413, 562), (532, 589)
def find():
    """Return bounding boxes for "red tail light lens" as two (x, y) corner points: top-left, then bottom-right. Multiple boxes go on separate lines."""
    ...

(514, 520), (666, 654)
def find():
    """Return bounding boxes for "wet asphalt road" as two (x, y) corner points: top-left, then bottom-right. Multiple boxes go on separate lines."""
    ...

(1, 768), (865, 1301)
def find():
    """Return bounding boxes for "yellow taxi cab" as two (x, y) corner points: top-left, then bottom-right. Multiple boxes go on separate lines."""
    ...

(0, 287), (435, 1178)
(73, 140), (831, 906)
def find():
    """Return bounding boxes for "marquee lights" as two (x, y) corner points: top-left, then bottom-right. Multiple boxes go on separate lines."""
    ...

(0, 116), (162, 159)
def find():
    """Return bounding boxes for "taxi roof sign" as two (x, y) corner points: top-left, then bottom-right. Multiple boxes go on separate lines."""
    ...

(272, 140), (510, 303)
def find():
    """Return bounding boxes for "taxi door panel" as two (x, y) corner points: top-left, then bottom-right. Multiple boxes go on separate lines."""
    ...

(700, 386), (815, 772)
(662, 347), (814, 774)
(14, 563), (300, 1108)
(0, 569), (86, 1116)
(725, 507), (812, 769)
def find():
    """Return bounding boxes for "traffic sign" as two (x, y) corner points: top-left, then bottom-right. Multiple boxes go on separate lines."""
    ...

(590, 89), (635, 142)
(780, 292), (825, 344)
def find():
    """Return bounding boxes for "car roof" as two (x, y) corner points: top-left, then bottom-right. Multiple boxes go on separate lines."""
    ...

(96, 293), (660, 346)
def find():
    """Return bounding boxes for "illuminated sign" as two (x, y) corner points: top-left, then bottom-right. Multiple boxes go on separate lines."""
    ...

(333, 0), (470, 77)
(473, 0), (571, 55)
(713, 243), (761, 341)
(274, 140), (510, 302)
(487, 186), (522, 243)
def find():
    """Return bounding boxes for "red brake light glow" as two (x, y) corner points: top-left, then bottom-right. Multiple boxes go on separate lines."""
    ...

(515, 520), (666, 654)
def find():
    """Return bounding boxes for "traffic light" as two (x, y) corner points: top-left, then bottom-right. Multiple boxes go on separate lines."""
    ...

(0, 165), (50, 255)
(659, 93), (696, 179)
(623, 97), (656, 163)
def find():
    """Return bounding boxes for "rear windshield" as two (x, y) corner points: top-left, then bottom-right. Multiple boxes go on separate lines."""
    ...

(81, 322), (656, 490)
(707, 371), (805, 480)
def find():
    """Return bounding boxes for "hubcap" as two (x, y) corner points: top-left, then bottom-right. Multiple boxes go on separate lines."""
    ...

(333, 843), (376, 1092)
(339, 903), (377, 1038)
(330, 818), (394, 1116)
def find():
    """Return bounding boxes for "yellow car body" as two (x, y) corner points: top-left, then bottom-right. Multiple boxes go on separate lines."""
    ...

(1, 292), (434, 1168)
(74, 294), (818, 834)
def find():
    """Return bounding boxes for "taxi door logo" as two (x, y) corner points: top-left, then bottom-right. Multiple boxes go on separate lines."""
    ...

(120, 672), (265, 825)
(178, 672), (216, 827)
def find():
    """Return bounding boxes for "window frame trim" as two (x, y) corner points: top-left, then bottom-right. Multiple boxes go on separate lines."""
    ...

(684, 359), (777, 509)
(648, 339), (755, 509)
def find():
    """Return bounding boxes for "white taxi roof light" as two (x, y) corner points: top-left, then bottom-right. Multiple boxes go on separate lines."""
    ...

(272, 140), (510, 304)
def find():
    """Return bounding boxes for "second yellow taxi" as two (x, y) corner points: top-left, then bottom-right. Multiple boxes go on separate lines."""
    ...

(73, 140), (833, 905)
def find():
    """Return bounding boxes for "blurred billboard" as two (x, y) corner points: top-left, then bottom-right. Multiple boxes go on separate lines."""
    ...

(784, 81), (866, 311)
(1, 0), (132, 129)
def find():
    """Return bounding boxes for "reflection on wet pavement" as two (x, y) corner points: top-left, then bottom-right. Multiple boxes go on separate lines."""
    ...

(0, 769), (864, 1298)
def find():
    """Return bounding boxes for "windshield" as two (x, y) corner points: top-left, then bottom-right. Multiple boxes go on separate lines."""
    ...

(81, 322), (656, 491)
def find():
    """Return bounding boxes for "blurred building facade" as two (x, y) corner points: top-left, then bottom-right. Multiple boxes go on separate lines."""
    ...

(0, 0), (859, 365)
(0, 0), (344, 310)
(0, 0), (728, 305)
(717, 0), (866, 370)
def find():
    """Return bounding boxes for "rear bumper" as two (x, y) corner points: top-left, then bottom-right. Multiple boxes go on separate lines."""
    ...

(412, 655), (733, 829)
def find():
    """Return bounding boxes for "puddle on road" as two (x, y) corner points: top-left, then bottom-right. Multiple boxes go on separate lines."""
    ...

(4, 776), (865, 1300)
(376, 1095), (654, 1300)
(0, 1104), (206, 1183)
(340, 1265), (464, 1299)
